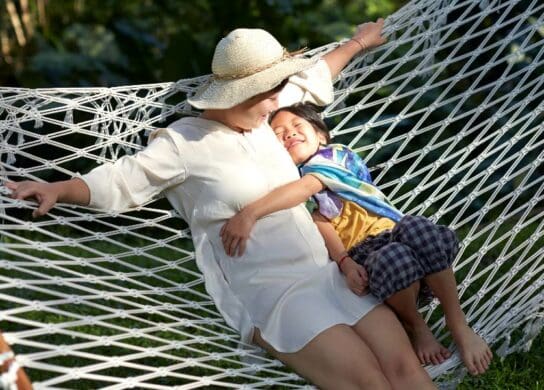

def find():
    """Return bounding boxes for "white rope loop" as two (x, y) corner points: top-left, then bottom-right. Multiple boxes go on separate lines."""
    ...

(0, 351), (18, 390)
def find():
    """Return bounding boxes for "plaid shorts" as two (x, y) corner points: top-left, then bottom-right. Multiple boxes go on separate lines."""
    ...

(348, 215), (459, 302)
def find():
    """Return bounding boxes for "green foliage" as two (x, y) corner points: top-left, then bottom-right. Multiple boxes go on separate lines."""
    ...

(0, 0), (404, 87)
(459, 331), (544, 389)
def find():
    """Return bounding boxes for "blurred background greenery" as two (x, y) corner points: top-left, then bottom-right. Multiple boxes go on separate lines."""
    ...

(0, 0), (402, 87)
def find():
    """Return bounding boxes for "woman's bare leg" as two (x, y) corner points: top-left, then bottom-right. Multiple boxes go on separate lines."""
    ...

(352, 304), (436, 390)
(385, 281), (451, 365)
(254, 324), (391, 390)
(424, 268), (493, 375)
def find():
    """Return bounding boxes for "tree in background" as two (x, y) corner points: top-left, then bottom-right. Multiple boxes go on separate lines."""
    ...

(0, 0), (402, 87)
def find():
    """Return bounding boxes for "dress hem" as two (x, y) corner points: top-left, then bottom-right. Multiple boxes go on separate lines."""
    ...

(254, 302), (382, 354)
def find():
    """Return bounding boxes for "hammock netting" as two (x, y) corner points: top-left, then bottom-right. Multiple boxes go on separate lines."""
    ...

(1, 0), (543, 388)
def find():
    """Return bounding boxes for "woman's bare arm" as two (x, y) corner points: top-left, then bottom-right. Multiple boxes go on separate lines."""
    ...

(323, 19), (386, 79)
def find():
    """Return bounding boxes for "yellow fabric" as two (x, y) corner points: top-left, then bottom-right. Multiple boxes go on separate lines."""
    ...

(330, 201), (396, 250)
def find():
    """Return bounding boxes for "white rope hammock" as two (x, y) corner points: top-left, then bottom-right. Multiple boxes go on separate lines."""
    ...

(1, 0), (543, 388)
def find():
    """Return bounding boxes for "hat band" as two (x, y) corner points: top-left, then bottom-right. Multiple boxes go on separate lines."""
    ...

(213, 48), (307, 81)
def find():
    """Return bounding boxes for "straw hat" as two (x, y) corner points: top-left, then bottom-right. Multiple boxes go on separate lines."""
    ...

(187, 28), (316, 110)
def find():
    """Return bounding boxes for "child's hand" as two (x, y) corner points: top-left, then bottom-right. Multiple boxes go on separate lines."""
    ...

(220, 208), (257, 257)
(5, 180), (59, 218)
(339, 257), (369, 296)
(352, 18), (387, 51)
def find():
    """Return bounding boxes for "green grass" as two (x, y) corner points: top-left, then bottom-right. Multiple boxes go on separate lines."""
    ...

(1, 216), (543, 388)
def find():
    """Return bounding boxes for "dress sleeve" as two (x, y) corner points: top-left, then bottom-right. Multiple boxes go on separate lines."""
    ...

(81, 128), (187, 210)
(278, 58), (334, 108)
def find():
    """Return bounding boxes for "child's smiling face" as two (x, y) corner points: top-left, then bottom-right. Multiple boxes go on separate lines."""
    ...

(271, 110), (327, 164)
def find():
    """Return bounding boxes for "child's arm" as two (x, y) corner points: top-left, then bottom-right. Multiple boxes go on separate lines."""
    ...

(220, 174), (324, 256)
(311, 211), (369, 296)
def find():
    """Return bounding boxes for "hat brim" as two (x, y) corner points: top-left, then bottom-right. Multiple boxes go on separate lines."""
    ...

(187, 56), (317, 110)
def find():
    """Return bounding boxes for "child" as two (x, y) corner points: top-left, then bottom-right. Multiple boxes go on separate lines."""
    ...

(220, 102), (493, 375)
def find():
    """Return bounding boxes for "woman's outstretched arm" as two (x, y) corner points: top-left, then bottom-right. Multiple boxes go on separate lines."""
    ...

(323, 18), (386, 79)
(6, 130), (187, 216)
(6, 179), (90, 218)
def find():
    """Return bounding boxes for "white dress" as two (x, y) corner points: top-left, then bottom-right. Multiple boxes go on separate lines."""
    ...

(82, 61), (380, 353)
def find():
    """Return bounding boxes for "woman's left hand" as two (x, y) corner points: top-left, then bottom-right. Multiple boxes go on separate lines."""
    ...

(220, 209), (257, 257)
(352, 18), (387, 51)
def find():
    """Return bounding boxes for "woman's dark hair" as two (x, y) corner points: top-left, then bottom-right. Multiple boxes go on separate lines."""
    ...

(269, 102), (331, 143)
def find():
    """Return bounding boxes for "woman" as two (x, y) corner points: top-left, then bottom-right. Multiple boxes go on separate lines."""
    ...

(7, 21), (436, 389)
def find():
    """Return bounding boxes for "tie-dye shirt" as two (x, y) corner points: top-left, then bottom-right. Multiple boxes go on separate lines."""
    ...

(300, 143), (403, 225)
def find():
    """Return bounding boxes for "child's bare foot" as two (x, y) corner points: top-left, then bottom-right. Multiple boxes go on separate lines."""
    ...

(409, 324), (451, 365)
(451, 324), (493, 375)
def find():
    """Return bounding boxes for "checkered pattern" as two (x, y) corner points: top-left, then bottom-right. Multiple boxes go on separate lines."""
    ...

(348, 215), (459, 301)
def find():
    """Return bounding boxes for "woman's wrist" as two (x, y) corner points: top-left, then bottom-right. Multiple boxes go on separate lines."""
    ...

(350, 37), (368, 52)
(240, 205), (258, 222)
(61, 178), (91, 205)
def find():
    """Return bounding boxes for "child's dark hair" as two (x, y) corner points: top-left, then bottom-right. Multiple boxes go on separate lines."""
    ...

(269, 103), (331, 143)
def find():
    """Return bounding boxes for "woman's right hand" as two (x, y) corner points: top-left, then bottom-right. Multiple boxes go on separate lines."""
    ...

(339, 257), (369, 296)
(5, 181), (59, 218)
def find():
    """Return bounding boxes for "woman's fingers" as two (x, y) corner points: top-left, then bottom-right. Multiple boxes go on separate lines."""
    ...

(33, 197), (55, 218)
(237, 238), (247, 257)
(353, 19), (387, 51)
(224, 233), (239, 257)
(7, 181), (57, 217)
(221, 229), (244, 257)
(8, 181), (37, 200)
(6, 181), (22, 198)
(221, 231), (232, 253)
(228, 237), (241, 257)
(223, 235), (233, 255)
(5, 181), (17, 190)
(14, 186), (39, 200)
(221, 229), (246, 257)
